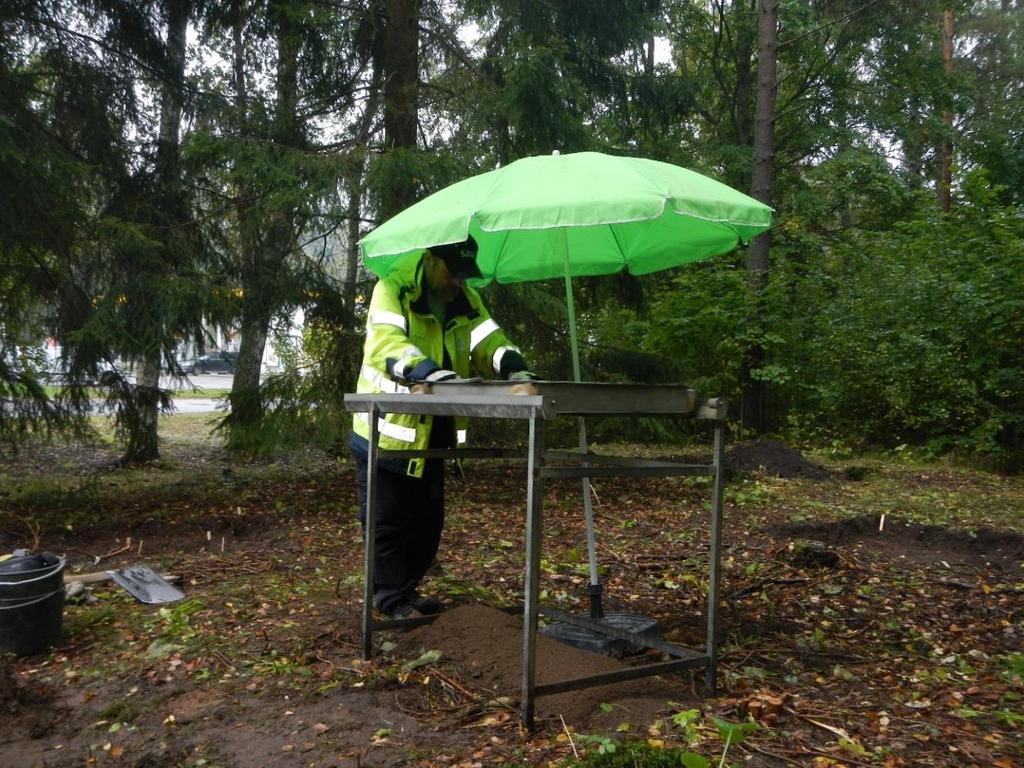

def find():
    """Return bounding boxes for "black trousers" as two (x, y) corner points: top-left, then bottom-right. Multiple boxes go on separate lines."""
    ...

(353, 454), (445, 613)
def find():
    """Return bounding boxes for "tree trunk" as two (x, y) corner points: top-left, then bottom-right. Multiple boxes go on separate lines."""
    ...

(231, 315), (268, 434)
(938, 8), (953, 213)
(125, 356), (162, 462)
(741, 0), (778, 436)
(383, 0), (419, 150)
(903, 103), (926, 182)
(227, 4), (302, 446)
(719, 0), (757, 190)
(344, 169), (363, 314)
(156, 0), (187, 211)
(342, 59), (381, 315)
(229, 0), (255, 291)
(748, 0), (777, 279)
(378, 0), (419, 220)
(122, 0), (188, 463)
(226, 2), (259, 442)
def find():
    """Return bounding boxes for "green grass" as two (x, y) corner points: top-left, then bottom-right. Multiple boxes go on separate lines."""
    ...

(166, 387), (230, 398)
(4, 421), (1023, 539)
(156, 412), (223, 442)
(0, 412), (342, 532)
(43, 385), (229, 398)
(556, 440), (1024, 534)
(753, 455), (1024, 533)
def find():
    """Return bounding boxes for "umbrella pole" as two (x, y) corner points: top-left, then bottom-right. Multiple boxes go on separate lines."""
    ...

(562, 232), (603, 619)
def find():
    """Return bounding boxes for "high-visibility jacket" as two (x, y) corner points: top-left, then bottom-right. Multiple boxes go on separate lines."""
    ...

(351, 255), (530, 477)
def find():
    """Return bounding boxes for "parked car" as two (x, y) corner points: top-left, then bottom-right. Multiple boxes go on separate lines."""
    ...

(45, 360), (128, 386)
(182, 351), (237, 375)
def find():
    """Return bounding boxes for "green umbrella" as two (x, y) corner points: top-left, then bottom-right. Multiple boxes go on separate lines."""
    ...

(360, 150), (772, 285)
(360, 150), (771, 380)
(358, 150), (771, 617)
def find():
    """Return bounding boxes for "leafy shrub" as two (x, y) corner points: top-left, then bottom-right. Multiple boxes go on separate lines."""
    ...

(560, 740), (709, 768)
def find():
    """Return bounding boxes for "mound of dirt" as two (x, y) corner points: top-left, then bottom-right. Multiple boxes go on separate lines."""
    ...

(776, 515), (1024, 576)
(726, 439), (830, 480)
(399, 604), (681, 728)
(0, 656), (63, 745)
(0, 657), (51, 715)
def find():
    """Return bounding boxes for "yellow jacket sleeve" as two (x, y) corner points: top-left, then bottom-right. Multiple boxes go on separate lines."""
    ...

(363, 277), (439, 381)
(464, 289), (532, 379)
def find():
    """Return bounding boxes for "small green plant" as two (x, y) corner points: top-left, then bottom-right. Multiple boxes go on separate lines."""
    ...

(577, 733), (618, 755)
(993, 708), (1024, 728)
(710, 717), (757, 768)
(145, 638), (185, 659)
(669, 706), (702, 746)
(560, 740), (709, 767)
(998, 652), (1024, 684)
(429, 574), (502, 603)
(400, 648), (441, 674)
(63, 604), (117, 641)
(252, 648), (312, 678)
(147, 598), (205, 642)
(99, 700), (138, 723)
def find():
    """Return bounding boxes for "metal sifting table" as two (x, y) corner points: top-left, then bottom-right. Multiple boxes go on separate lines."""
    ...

(344, 380), (726, 728)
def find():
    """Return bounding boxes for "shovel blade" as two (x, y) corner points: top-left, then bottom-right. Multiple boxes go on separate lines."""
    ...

(108, 565), (184, 604)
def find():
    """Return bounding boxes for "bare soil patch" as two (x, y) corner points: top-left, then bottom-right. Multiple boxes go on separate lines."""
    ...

(1, 432), (1022, 767)
(776, 514), (1024, 576)
(726, 438), (831, 480)
(401, 604), (683, 729)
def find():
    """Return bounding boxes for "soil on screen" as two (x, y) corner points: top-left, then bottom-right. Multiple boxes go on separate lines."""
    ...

(1, 420), (1022, 767)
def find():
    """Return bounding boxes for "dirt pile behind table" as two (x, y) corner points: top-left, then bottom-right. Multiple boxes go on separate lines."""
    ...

(777, 515), (1024, 576)
(400, 604), (680, 728)
(726, 439), (830, 480)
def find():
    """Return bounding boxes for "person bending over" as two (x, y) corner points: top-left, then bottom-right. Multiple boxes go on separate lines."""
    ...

(349, 236), (535, 619)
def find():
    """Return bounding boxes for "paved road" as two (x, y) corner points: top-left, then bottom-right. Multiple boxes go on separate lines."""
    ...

(164, 373), (233, 392)
(84, 374), (232, 414)
(171, 396), (225, 414)
(165, 373), (231, 413)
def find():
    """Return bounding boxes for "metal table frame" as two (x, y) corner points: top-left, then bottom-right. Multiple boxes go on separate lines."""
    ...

(344, 381), (726, 729)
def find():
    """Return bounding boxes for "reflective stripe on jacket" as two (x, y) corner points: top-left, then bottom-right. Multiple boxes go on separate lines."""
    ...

(351, 255), (527, 477)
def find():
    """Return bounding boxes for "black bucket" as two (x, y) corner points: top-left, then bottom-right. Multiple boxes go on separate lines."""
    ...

(0, 555), (66, 656)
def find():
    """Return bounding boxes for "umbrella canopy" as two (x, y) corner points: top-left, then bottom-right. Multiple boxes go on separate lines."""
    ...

(359, 151), (772, 284)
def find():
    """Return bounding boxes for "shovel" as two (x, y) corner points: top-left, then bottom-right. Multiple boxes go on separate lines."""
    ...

(107, 565), (185, 604)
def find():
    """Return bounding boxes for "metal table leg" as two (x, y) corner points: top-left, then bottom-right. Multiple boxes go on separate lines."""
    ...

(521, 414), (546, 729)
(577, 417), (603, 619)
(362, 406), (380, 661)
(705, 420), (726, 690)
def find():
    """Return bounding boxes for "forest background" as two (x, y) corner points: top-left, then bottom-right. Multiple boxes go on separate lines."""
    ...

(2, 0), (1023, 470)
